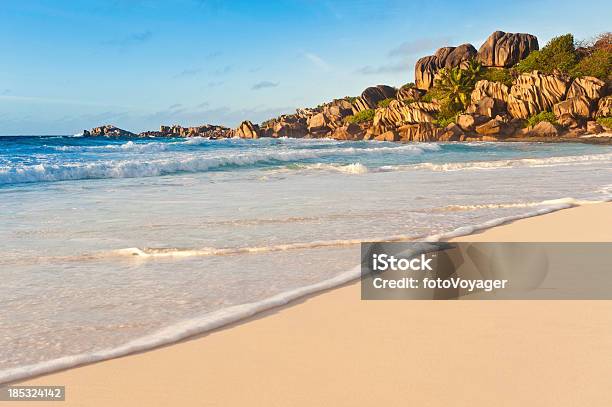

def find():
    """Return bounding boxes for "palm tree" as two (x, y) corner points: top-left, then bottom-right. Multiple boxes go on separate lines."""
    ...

(434, 66), (474, 110)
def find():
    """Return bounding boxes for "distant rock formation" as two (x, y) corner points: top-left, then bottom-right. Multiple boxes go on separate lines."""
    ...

(139, 124), (233, 138)
(477, 31), (539, 67)
(84, 125), (136, 137)
(84, 30), (611, 144)
(235, 121), (259, 139)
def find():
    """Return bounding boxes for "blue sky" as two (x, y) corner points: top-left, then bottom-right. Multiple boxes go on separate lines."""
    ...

(0, 0), (610, 135)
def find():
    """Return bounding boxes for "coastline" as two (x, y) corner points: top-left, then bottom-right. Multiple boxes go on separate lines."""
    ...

(12, 202), (612, 406)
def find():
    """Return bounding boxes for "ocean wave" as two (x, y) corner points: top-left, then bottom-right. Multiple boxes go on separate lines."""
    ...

(107, 198), (590, 259)
(433, 198), (599, 212)
(379, 152), (612, 172)
(282, 162), (369, 174)
(51, 140), (172, 153)
(0, 195), (589, 385)
(0, 144), (438, 185)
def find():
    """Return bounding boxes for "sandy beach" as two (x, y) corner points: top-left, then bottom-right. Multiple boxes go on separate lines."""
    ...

(12, 203), (612, 406)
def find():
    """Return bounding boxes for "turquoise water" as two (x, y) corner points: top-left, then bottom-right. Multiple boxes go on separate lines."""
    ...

(1, 136), (610, 185)
(1, 135), (612, 382)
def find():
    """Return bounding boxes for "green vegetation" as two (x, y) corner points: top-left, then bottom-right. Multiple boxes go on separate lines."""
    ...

(345, 109), (375, 124)
(344, 96), (358, 103)
(513, 33), (612, 80)
(400, 82), (415, 89)
(477, 67), (514, 87)
(596, 116), (612, 128)
(525, 111), (557, 127)
(571, 49), (612, 81)
(421, 87), (445, 103)
(515, 34), (579, 75)
(434, 60), (482, 110)
(433, 114), (458, 128)
(377, 98), (394, 108)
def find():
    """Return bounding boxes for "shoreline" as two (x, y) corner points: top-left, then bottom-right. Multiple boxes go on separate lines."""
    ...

(5, 202), (612, 399)
(0, 197), (595, 384)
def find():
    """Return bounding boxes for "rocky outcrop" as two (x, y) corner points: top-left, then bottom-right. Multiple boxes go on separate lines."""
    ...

(397, 123), (441, 142)
(259, 114), (308, 138)
(374, 130), (399, 142)
(477, 31), (539, 67)
(526, 121), (560, 137)
(146, 124), (233, 138)
(236, 121), (259, 139)
(507, 71), (569, 119)
(596, 96), (612, 118)
(456, 113), (489, 132)
(396, 86), (423, 102)
(566, 76), (606, 101)
(553, 96), (593, 120)
(351, 85), (397, 113)
(414, 56), (439, 92)
(371, 100), (439, 135)
(86, 125), (136, 137)
(415, 44), (477, 90)
(439, 123), (464, 141)
(586, 121), (605, 134)
(330, 123), (367, 140)
(470, 79), (510, 104)
(475, 118), (505, 136)
(468, 96), (507, 117)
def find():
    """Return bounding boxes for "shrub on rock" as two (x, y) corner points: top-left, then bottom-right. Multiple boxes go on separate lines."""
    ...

(515, 34), (579, 75)
(345, 109), (375, 124)
(525, 111), (558, 127)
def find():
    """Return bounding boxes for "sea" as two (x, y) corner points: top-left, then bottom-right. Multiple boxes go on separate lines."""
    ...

(1, 135), (611, 382)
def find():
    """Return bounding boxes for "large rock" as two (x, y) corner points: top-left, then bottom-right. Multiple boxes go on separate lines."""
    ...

(553, 96), (593, 120)
(262, 114), (308, 138)
(437, 44), (478, 69)
(457, 113), (488, 131)
(414, 56), (439, 92)
(307, 113), (331, 135)
(414, 43), (477, 90)
(586, 121), (605, 134)
(235, 121), (259, 139)
(507, 71), (569, 119)
(475, 118), (505, 136)
(396, 86), (423, 102)
(566, 76), (606, 101)
(331, 123), (366, 140)
(527, 121), (560, 137)
(88, 125), (136, 137)
(439, 123), (464, 141)
(596, 96), (612, 118)
(374, 130), (399, 142)
(351, 85), (397, 113)
(468, 96), (506, 117)
(470, 79), (510, 104)
(477, 31), (539, 67)
(397, 123), (441, 142)
(371, 100), (439, 135)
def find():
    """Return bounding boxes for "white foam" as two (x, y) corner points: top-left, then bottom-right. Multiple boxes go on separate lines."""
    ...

(0, 265), (361, 385)
(380, 152), (612, 172)
(0, 197), (604, 384)
(0, 144), (437, 185)
(291, 162), (369, 174)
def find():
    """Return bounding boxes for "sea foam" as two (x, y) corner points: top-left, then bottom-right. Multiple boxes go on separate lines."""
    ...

(0, 196), (592, 385)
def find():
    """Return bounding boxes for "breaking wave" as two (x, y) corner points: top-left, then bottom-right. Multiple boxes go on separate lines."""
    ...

(391, 152), (612, 172)
(0, 144), (437, 185)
